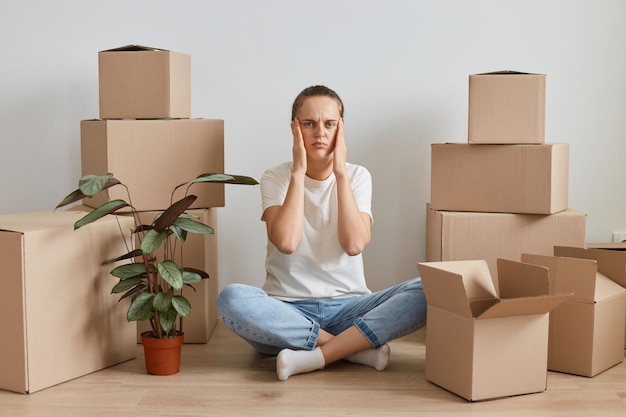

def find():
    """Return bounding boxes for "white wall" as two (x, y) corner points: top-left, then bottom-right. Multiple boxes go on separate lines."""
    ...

(2, 0), (625, 292)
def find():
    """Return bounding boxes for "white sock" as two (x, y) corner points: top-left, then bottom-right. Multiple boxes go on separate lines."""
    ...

(345, 344), (390, 371)
(276, 347), (325, 381)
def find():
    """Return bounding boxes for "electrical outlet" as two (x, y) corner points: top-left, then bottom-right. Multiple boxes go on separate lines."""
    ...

(612, 231), (626, 243)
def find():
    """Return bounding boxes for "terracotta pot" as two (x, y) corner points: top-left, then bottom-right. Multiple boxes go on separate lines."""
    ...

(140, 331), (184, 375)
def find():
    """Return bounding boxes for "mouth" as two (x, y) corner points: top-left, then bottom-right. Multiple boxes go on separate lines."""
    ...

(312, 142), (327, 148)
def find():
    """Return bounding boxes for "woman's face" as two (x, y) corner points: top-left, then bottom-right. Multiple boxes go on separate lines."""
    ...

(296, 96), (341, 159)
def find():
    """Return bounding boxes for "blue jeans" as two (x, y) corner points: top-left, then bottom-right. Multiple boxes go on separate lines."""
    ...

(217, 278), (427, 355)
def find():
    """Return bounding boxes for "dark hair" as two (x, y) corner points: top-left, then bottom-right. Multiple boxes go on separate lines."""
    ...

(291, 85), (344, 121)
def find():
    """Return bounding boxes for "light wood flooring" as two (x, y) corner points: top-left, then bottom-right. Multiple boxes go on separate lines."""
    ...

(1, 323), (625, 416)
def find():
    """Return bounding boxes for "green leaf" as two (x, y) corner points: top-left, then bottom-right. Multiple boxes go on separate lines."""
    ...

(174, 217), (214, 234)
(140, 229), (167, 253)
(110, 263), (146, 279)
(170, 224), (187, 243)
(118, 283), (147, 301)
(172, 173), (259, 195)
(153, 195), (198, 232)
(183, 267), (209, 279)
(158, 260), (183, 290)
(102, 249), (144, 265)
(74, 199), (129, 229)
(56, 189), (86, 209)
(172, 295), (191, 317)
(153, 289), (174, 312)
(78, 174), (117, 196)
(127, 292), (154, 321)
(159, 307), (178, 334)
(111, 277), (142, 293)
(182, 270), (203, 285)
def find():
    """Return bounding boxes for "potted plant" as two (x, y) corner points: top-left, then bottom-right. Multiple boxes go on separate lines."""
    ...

(56, 172), (258, 375)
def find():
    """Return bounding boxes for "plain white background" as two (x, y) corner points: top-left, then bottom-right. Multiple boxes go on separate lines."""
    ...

(1, 1), (625, 292)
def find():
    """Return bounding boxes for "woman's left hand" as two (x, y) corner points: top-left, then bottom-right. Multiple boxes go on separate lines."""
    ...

(333, 117), (347, 177)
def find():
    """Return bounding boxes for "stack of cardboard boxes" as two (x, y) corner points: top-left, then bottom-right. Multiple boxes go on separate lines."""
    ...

(85, 45), (225, 344)
(419, 71), (626, 401)
(0, 45), (226, 394)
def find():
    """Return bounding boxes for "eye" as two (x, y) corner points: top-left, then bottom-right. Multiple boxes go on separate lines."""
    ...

(302, 121), (313, 127)
(325, 121), (336, 128)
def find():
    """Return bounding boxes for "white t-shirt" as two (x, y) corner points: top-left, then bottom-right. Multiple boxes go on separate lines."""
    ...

(261, 161), (373, 300)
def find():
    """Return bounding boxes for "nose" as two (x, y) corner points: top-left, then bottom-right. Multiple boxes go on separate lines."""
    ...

(314, 123), (325, 137)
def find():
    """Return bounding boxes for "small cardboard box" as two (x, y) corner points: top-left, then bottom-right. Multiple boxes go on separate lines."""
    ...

(417, 259), (571, 401)
(81, 118), (225, 211)
(426, 204), (587, 285)
(98, 45), (191, 119)
(131, 209), (219, 343)
(430, 143), (569, 214)
(521, 253), (626, 377)
(554, 245), (626, 348)
(0, 211), (136, 394)
(468, 71), (546, 144)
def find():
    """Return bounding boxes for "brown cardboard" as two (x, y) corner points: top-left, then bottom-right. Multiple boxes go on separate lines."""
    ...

(426, 204), (587, 285)
(130, 209), (219, 343)
(430, 143), (569, 214)
(468, 71), (546, 144)
(98, 45), (191, 119)
(0, 211), (136, 394)
(554, 245), (626, 348)
(521, 253), (626, 376)
(81, 118), (225, 211)
(417, 259), (571, 401)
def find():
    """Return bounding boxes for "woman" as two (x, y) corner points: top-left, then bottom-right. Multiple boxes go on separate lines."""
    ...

(218, 85), (427, 380)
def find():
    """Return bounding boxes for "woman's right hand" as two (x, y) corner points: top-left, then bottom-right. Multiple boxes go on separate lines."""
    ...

(291, 117), (307, 175)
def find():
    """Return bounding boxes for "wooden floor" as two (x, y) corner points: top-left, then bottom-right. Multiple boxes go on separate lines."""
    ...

(1, 323), (625, 416)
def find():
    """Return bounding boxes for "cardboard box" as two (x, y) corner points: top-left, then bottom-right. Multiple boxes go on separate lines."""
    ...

(521, 253), (626, 377)
(430, 143), (569, 214)
(99, 45), (191, 119)
(131, 209), (219, 343)
(426, 204), (587, 285)
(81, 118), (225, 211)
(0, 211), (136, 394)
(554, 245), (626, 348)
(416, 259), (571, 401)
(468, 71), (546, 144)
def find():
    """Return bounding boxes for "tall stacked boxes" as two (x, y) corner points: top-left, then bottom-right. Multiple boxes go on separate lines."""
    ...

(427, 71), (587, 282)
(85, 45), (223, 343)
(423, 71), (588, 399)
(0, 211), (136, 393)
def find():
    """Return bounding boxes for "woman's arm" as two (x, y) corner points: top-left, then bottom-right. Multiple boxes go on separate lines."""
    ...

(334, 118), (371, 256)
(264, 119), (307, 254)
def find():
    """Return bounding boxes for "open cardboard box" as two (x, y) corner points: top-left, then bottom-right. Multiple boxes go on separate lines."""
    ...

(0, 211), (136, 394)
(417, 258), (571, 401)
(98, 45), (191, 119)
(521, 252), (625, 377)
(554, 246), (626, 349)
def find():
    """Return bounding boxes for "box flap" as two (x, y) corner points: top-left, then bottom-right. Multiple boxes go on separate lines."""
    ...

(595, 272), (626, 301)
(555, 246), (626, 288)
(100, 45), (168, 53)
(477, 293), (571, 319)
(418, 260), (497, 318)
(497, 258), (550, 298)
(521, 253), (597, 302)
